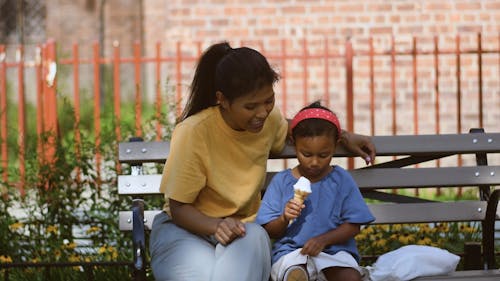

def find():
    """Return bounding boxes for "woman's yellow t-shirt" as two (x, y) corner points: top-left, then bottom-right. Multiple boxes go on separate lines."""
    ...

(161, 105), (288, 222)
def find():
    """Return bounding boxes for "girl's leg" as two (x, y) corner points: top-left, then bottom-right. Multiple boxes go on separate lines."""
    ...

(211, 223), (272, 281)
(149, 212), (216, 281)
(322, 267), (361, 281)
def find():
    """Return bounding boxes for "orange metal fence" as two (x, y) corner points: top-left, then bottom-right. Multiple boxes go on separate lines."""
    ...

(0, 33), (499, 193)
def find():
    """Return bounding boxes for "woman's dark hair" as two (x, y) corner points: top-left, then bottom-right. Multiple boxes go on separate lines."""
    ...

(291, 101), (340, 141)
(179, 41), (280, 122)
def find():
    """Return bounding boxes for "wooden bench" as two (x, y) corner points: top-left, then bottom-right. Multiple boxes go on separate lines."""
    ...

(117, 129), (500, 281)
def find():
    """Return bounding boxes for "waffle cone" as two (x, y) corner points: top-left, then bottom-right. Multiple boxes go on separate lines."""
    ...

(293, 190), (310, 204)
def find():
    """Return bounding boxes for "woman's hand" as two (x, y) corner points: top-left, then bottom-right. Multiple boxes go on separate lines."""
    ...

(214, 217), (246, 245)
(340, 131), (376, 165)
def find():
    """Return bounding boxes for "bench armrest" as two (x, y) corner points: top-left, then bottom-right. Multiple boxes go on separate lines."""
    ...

(483, 189), (500, 269)
(132, 199), (147, 281)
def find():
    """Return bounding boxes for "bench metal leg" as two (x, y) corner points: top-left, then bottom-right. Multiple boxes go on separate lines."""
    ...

(132, 199), (147, 281)
(463, 242), (482, 270)
(483, 189), (499, 269)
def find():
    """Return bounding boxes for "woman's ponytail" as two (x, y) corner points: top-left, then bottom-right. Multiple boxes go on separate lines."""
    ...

(179, 42), (232, 122)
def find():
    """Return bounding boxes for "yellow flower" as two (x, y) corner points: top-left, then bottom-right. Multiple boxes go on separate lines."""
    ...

(361, 226), (374, 234)
(459, 223), (476, 234)
(374, 238), (387, 248)
(46, 225), (58, 235)
(417, 224), (431, 234)
(9, 222), (24, 232)
(391, 224), (402, 232)
(398, 233), (415, 244)
(63, 242), (77, 250)
(98, 246), (107, 255)
(86, 226), (101, 235)
(0, 255), (12, 263)
(31, 257), (39, 263)
(416, 236), (432, 245)
(68, 254), (80, 262)
(356, 232), (367, 240)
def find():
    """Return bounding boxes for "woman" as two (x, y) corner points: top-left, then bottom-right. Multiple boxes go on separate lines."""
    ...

(149, 42), (375, 281)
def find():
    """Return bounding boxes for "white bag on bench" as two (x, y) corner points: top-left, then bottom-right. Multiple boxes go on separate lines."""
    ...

(365, 245), (460, 281)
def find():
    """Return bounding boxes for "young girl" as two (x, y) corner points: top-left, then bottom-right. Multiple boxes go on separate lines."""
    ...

(257, 101), (375, 281)
(149, 41), (376, 281)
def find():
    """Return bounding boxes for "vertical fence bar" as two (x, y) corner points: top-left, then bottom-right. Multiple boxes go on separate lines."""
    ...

(134, 41), (142, 137)
(412, 37), (418, 135)
(113, 41), (121, 142)
(176, 42), (182, 117)
(73, 43), (82, 181)
(454, 35), (463, 196)
(411, 37), (419, 196)
(455, 35), (462, 134)
(323, 36), (330, 107)
(434, 36), (441, 135)
(433, 36), (442, 196)
(455, 35), (463, 167)
(302, 38), (308, 105)
(0, 45), (7, 184)
(36, 45), (44, 164)
(280, 39), (288, 169)
(113, 41), (121, 174)
(345, 38), (354, 169)
(92, 42), (101, 188)
(43, 40), (58, 169)
(369, 37), (375, 135)
(17, 45), (26, 195)
(390, 36), (397, 135)
(390, 36), (397, 193)
(281, 39), (287, 117)
(155, 41), (162, 140)
(477, 33), (483, 128)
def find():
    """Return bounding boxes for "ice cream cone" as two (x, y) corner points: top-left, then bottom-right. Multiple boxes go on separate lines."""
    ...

(293, 190), (310, 205)
(292, 176), (312, 205)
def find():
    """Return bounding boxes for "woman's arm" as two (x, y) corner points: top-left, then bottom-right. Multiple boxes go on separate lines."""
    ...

(338, 130), (376, 165)
(169, 199), (246, 245)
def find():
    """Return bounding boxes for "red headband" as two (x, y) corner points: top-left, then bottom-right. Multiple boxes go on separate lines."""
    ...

(290, 108), (342, 136)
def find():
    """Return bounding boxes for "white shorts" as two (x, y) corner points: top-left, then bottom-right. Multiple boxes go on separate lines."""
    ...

(271, 249), (365, 281)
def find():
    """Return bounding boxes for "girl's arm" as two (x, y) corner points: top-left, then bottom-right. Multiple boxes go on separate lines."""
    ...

(169, 199), (246, 245)
(262, 199), (304, 239)
(300, 222), (361, 256)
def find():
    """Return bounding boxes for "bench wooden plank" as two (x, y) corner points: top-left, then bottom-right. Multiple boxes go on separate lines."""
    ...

(118, 174), (162, 195)
(120, 210), (160, 231)
(413, 269), (500, 280)
(118, 132), (500, 163)
(119, 201), (500, 231)
(119, 165), (500, 195)
(369, 201), (489, 224)
(350, 165), (500, 189)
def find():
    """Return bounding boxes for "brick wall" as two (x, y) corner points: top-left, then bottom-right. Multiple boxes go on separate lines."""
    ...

(42, 0), (500, 135)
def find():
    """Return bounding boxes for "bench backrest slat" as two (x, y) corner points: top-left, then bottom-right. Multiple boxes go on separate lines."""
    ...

(118, 132), (500, 163)
(119, 165), (500, 196)
(369, 201), (488, 224)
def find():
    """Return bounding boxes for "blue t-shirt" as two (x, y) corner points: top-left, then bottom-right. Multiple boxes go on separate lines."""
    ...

(256, 167), (375, 264)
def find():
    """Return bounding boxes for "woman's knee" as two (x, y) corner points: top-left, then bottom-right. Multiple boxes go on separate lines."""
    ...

(244, 223), (270, 241)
